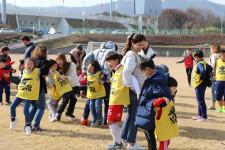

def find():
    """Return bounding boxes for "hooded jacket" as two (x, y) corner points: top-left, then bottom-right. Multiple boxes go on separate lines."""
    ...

(135, 70), (171, 131)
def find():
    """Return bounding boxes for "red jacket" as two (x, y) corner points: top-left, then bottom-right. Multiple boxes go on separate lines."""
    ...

(0, 66), (12, 84)
(153, 97), (165, 119)
(184, 54), (194, 68)
(77, 71), (87, 85)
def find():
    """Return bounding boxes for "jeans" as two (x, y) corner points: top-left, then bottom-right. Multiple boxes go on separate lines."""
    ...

(121, 90), (138, 143)
(83, 100), (90, 120)
(90, 98), (103, 121)
(58, 91), (75, 114)
(195, 82), (207, 119)
(210, 81), (216, 103)
(10, 97), (31, 124)
(29, 89), (46, 128)
(0, 82), (10, 103)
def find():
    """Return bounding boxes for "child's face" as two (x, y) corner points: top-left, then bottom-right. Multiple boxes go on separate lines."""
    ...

(107, 59), (119, 70)
(194, 56), (201, 62)
(186, 50), (191, 55)
(24, 60), (34, 72)
(221, 53), (225, 61)
(50, 64), (57, 72)
(143, 41), (149, 50)
(3, 50), (9, 55)
(142, 67), (153, 77)
(170, 86), (177, 96)
(87, 64), (94, 73)
(77, 69), (81, 74)
(0, 62), (6, 68)
(18, 64), (24, 71)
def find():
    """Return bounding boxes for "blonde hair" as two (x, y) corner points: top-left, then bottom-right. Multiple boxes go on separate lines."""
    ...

(210, 45), (221, 54)
(32, 44), (47, 59)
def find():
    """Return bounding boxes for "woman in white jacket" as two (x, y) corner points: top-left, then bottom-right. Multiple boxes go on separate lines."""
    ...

(55, 53), (80, 120)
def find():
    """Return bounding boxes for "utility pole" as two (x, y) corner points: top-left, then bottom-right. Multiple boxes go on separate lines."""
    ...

(221, 12), (224, 34)
(110, 0), (112, 21)
(2, 0), (6, 24)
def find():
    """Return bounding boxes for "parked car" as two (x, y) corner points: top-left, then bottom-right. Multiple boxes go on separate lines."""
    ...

(125, 30), (137, 35)
(72, 30), (83, 35)
(37, 31), (44, 34)
(0, 28), (15, 33)
(20, 29), (33, 33)
(90, 29), (104, 34)
(112, 30), (125, 34)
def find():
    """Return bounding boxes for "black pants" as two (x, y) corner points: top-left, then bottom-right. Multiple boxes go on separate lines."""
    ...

(58, 86), (78, 114)
(186, 67), (193, 85)
(144, 129), (157, 150)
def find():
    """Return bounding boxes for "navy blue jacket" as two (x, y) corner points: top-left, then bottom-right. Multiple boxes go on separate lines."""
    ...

(135, 70), (171, 131)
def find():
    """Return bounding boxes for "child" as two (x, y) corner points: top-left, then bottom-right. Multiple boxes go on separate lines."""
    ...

(9, 58), (40, 134)
(192, 50), (209, 122)
(87, 60), (106, 127)
(153, 77), (179, 150)
(1, 46), (15, 66)
(8, 59), (24, 85)
(176, 49), (195, 87)
(76, 64), (87, 97)
(47, 59), (74, 122)
(135, 58), (171, 150)
(0, 56), (15, 105)
(105, 51), (141, 149)
(208, 45), (221, 110)
(214, 49), (225, 113)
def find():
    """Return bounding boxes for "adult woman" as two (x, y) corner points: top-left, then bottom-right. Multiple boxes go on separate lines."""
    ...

(55, 53), (80, 120)
(120, 33), (146, 149)
(29, 44), (50, 131)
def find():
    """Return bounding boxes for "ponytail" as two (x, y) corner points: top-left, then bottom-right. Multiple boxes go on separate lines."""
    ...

(123, 33), (146, 56)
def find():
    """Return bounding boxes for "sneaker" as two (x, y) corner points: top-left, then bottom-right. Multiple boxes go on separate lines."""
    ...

(192, 115), (201, 120)
(48, 116), (52, 120)
(32, 127), (42, 132)
(127, 143), (145, 150)
(56, 113), (62, 121)
(222, 109), (225, 113)
(25, 126), (32, 134)
(207, 105), (216, 110)
(9, 118), (18, 130)
(98, 120), (103, 127)
(50, 117), (57, 122)
(189, 84), (191, 87)
(103, 124), (109, 128)
(122, 141), (128, 148)
(80, 92), (86, 97)
(107, 142), (123, 149)
(197, 117), (208, 122)
(216, 108), (223, 113)
(0, 102), (3, 105)
(65, 113), (76, 121)
(81, 118), (89, 125)
(5, 102), (10, 105)
(91, 121), (97, 127)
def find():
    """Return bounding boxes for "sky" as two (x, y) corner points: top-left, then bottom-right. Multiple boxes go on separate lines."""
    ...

(4, 0), (225, 7)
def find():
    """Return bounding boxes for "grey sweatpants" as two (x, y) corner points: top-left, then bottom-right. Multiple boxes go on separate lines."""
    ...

(210, 81), (216, 103)
(47, 95), (60, 117)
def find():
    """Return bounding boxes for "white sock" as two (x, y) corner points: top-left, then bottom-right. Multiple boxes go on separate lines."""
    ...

(109, 123), (121, 144)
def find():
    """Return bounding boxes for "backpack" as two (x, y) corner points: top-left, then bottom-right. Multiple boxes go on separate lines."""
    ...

(204, 64), (213, 87)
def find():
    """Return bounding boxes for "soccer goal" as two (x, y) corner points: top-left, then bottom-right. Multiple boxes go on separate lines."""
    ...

(86, 42), (126, 55)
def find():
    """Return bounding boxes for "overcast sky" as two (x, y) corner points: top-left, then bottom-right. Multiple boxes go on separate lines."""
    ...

(5, 0), (225, 7)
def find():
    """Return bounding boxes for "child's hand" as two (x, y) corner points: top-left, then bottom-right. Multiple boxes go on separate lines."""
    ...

(3, 73), (10, 78)
(84, 75), (87, 79)
(173, 99), (176, 104)
(100, 74), (105, 80)
(58, 75), (66, 80)
(100, 81), (105, 85)
(163, 97), (170, 104)
(213, 75), (215, 81)
(153, 107), (160, 112)
(12, 70), (16, 73)
(137, 94), (140, 100)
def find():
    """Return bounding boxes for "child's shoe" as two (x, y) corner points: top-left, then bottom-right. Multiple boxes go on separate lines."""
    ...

(207, 105), (216, 110)
(192, 115), (201, 120)
(216, 108), (223, 113)
(65, 113), (76, 121)
(9, 118), (18, 130)
(56, 113), (62, 121)
(222, 107), (225, 113)
(127, 143), (145, 150)
(81, 118), (89, 125)
(0, 102), (3, 105)
(25, 125), (32, 134)
(98, 120), (103, 127)
(103, 124), (109, 128)
(91, 121), (97, 127)
(80, 92), (86, 97)
(32, 127), (42, 132)
(5, 102), (10, 105)
(107, 142), (123, 149)
(50, 117), (57, 122)
(196, 117), (208, 122)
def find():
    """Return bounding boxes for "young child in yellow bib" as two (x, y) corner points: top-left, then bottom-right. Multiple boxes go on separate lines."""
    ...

(87, 60), (106, 127)
(153, 77), (179, 150)
(46, 59), (73, 122)
(214, 50), (225, 113)
(10, 58), (40, 134)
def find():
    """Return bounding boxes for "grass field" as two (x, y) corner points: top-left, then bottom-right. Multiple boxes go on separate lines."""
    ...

(0, 55), (224, 150)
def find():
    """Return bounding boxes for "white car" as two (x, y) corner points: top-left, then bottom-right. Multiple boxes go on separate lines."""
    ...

(112, 30), (124, 34)
(0, 28), (15, 33)
(90, 29), (104, 34)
